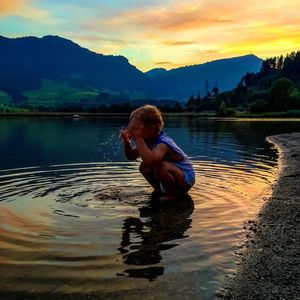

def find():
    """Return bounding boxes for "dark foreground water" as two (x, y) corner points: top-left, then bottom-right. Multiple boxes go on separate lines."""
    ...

(0, 117), (300, 299)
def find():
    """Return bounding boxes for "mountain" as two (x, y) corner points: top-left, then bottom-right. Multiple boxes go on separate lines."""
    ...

(0, 35), (262, 106)
(146, 55), (263, 99)
(0, 35), (149, 102)
(145, 68), (168, 78)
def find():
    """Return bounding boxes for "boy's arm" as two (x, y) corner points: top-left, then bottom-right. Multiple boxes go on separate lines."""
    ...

(120, 128), (139, 160)
(135, 137), (167, 165)
(123, 140), (139, 160)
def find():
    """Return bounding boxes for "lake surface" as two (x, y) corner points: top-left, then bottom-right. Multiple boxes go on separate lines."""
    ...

(1, 117), (300, 299)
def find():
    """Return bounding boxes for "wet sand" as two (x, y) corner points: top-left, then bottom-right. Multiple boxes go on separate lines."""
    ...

(217, 132), (300, 299)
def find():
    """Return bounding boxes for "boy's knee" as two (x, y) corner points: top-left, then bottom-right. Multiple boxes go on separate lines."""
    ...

(139, 162), (153, 175)
(154, 161), (168, 178)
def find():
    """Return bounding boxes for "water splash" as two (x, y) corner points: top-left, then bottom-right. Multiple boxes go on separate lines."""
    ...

(98, 132), (123, 162)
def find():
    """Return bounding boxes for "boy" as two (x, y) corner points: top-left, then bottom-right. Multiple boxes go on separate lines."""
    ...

(120, 105), (195, 201)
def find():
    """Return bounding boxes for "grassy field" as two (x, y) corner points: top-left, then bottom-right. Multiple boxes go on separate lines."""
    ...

(0, 91), (12, 105)
(236, 110), (300, 118)
(23, 79), (99, 106)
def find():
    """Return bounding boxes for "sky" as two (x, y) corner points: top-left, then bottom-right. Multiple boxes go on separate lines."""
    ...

(0, 0), (299, 71)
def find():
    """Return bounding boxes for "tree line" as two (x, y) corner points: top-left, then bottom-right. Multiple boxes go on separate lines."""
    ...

(2, 51), (299, 115)
(185, 51), (300, 115)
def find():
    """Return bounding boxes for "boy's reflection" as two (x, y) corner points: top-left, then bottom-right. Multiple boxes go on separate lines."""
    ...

(117, 195), (194, 281)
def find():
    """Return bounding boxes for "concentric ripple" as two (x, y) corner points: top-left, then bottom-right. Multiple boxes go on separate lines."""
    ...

(0, 154), (276, 298)
(3, 114), (295, 299)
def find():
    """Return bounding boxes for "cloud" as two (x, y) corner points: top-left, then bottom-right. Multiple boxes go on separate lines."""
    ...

(69, 34), (127, 47)
(191, 49), (220, 56)
(156, 61), (172, 65)
(162, 40), (195, 46)
(74, 0), (300, 70)
(103, 1), (236, 33)
(1, 0), (300, 71)
(0, 0), (24, 14)
(0, 0), (50, 20)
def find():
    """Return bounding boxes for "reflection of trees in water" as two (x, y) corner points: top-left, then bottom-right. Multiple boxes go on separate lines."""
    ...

(183, 118), (297, 164)
(117, 195), (194, 281)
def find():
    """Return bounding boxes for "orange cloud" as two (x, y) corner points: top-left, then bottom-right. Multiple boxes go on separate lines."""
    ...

(105, 1), (236, 33)
(16, 0), (297, 71)
(156, 61), (172, 65)
(162, 40), (195, 46)
(0, 0), (24, 14)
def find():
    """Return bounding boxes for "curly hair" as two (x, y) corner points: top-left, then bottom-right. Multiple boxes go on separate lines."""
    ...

(130, 105), (164, 133)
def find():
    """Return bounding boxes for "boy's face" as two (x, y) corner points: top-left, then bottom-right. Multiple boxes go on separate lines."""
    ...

(127, 117), (148, 140)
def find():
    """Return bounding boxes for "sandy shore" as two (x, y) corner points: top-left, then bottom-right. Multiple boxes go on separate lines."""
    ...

(217, 132), (300, 299)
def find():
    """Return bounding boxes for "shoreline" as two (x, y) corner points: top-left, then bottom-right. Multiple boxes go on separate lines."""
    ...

(217, 132), (300, 299)
(1, 112), (300, 121)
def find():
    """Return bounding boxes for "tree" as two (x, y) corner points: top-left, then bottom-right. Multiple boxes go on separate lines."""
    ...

(277, 55), (284, 70)
(212, 86), (219, 96)
(217, 101), (227, 116)
(269, 77), (294, 111)
(186, 95), (197, 112)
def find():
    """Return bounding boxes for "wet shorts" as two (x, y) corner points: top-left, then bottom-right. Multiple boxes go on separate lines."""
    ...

(175, 162), (196, 188)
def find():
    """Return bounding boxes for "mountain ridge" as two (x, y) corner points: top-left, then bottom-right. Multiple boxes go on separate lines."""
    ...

(146, 54), (262, 98)
(0, 35), (262, 104)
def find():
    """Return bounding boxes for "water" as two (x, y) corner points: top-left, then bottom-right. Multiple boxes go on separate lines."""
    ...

(0, 116), (300, 299)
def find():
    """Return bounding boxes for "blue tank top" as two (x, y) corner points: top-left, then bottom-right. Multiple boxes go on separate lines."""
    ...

(149, 132), (195, 187)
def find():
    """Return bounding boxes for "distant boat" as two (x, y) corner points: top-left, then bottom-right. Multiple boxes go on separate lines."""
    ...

(72, 114), (81, 120)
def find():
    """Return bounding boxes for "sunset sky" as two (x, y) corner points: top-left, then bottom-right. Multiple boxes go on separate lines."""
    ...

(0, 0), (299, 71)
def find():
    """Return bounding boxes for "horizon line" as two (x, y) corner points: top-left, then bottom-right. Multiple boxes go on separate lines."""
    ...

(1, 34), (266, 72)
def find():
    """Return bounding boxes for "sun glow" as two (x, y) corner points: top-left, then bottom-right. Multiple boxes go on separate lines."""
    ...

(0, 0), (299, 71)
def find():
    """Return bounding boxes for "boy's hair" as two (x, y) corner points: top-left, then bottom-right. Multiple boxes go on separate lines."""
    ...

(130, 105), (164, 133)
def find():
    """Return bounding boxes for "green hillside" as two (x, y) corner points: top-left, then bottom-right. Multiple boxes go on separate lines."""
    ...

(0, 90), (12, 104)
(183, 51), (300, 117)
(23, 79), (99, 107)
(197, 51), (300, 117)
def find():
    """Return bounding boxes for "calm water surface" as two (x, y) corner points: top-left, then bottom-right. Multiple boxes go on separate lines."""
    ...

(1, 117), (300, 299)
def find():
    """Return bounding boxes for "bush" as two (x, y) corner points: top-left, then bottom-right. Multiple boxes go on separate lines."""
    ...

(286, 110), (300, 117)
(287, 88), (300, 109)
(249, 99), (269, 113)
(217, 101), (227, 116)
(269, 77), (294, 111)
(226, 108), (236, 117)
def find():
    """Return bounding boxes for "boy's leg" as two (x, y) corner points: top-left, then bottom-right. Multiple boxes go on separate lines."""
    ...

(155, 161), (190, 199)
(139, 162), (161, 192)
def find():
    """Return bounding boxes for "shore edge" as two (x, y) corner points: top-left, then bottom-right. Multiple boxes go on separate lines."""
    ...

(217, 132), (300, 300)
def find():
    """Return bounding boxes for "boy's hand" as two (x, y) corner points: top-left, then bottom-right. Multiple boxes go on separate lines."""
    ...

(119, 128), (131, 143)
(131, 127), (144, 140)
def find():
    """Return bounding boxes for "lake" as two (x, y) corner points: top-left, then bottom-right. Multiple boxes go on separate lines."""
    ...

(1, 116), (300, 299)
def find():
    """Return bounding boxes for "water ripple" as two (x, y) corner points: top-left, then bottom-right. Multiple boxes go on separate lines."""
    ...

(0, 155), (276, 297)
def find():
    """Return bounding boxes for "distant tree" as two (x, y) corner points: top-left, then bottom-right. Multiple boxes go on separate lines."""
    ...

(277, 55), (284, 70)
(269, 77), (294, 111)
(260, 59), (272, 76)
(212, 86), (219, 96)
(204, 80), (209, 96)
(186, 95), (196, 112)
(196, 92), (201, 103)
(98, 105), (108, 113)
(173, 101), (184, 112)
(88, 106), (97, 113)
(249, 99), (268, 113)
(217, 101), (227, 116)
(282, 51), (300, 81)
(213, 51), (300, 114)
(287, 88), (300, 110)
